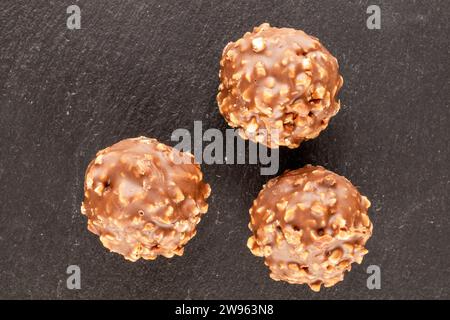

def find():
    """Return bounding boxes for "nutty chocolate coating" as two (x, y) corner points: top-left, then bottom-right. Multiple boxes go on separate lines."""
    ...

(81, 137), (210, 262)
(247, 165), (372, 291)
(217, 23), (343, 149)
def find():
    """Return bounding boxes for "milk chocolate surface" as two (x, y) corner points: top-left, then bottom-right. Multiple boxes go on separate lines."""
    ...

(81, 137), (210, 262)
(217, 23), (343, 149)
(247, 165), (372, 291)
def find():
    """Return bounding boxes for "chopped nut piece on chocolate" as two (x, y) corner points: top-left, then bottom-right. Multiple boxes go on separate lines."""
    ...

(247, 165), (372, 291)
(218, 23), (343, 149)
(81, 137), (210, 262)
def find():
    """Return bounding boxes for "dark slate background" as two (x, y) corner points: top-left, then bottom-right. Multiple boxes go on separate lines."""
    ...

(0, 0), (448, 300)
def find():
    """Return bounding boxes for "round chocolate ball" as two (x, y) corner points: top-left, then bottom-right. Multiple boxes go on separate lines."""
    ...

(217, 23), (343, 149)
(81, 137), (211, 262)
(247, 165), (372, 291)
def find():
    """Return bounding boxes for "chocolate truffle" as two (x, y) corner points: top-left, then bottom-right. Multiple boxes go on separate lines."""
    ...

(217, 23), (343, 149)
(247, 165), (372, 291)
(81, 137), (211, 262)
